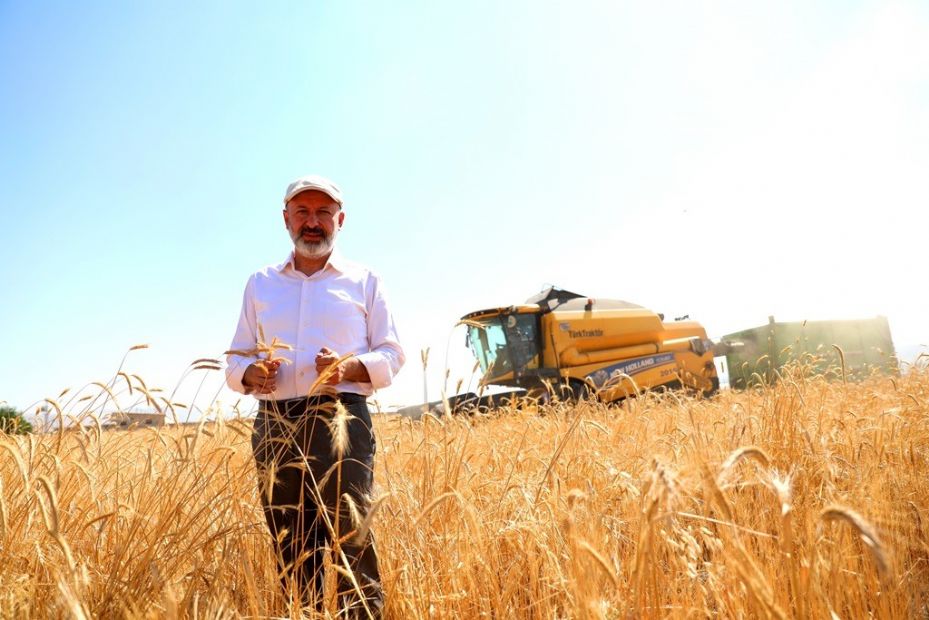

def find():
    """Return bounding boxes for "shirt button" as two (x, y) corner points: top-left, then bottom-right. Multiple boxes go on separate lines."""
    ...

(299, 371), (305, 377)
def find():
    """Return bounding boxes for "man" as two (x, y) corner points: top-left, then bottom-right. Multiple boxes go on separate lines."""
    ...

(225, 174), (404, 617)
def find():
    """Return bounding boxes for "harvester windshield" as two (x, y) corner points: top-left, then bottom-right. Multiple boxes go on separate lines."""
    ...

(466, 313), (540, 379)
(468, 321), (509, 374)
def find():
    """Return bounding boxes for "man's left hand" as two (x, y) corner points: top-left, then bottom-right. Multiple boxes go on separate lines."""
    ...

(315, 347), (372, 385)
(315, 347), (345, 385)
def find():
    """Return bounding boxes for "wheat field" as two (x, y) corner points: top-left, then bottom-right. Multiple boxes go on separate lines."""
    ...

(1, 361), (927, 619)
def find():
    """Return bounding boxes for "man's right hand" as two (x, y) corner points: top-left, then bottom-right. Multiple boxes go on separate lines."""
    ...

(242, 359), (281, 395)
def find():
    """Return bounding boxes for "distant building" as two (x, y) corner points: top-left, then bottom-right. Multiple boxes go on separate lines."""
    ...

(108, 410), (165, 429)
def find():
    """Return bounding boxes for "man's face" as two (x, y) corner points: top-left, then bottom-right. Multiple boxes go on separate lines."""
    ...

(283, 190), (345, 259)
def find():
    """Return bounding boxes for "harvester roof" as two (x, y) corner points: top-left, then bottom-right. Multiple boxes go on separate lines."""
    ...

(548, 298), (644, 312)
(460, 287), (644, 322)
(525, 286), (642, 312)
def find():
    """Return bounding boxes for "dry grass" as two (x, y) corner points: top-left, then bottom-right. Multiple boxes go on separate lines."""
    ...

(1, 361), (928, 618)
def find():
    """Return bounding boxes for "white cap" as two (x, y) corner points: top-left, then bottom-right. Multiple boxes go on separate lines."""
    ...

(283, 174), (343, 205)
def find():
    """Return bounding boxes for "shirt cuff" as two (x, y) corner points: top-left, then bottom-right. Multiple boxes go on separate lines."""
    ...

(354, 352), (394, 390)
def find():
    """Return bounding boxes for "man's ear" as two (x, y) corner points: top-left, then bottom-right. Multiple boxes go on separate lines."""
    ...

(337, 210), (345, 229)
(282, 208), (290, 229)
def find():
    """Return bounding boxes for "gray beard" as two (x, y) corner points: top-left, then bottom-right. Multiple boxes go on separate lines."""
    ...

(293, 235), (334, 259)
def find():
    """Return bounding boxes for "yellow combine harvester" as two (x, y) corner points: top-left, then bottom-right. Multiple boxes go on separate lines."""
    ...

(462, 287), (718, 403)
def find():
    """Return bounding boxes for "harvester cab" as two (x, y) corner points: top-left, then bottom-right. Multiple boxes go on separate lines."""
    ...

(461, 287), (719, 404)
(464, 305), (546, 385)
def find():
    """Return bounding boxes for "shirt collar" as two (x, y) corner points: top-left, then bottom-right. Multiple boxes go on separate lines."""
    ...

(278, 247), (347, 275)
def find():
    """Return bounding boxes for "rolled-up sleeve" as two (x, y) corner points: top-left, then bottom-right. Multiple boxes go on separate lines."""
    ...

(225, 276), (259, 394)
(356, 273), (405, 390)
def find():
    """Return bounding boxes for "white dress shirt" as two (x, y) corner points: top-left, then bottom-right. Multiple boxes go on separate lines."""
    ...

(225, 249), (405, 400)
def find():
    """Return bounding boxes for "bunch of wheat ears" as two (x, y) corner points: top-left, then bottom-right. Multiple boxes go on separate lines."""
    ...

(1, 349), (927, 618)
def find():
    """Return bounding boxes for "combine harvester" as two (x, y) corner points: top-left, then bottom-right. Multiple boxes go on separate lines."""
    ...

(461, 287), (718, 403)
(400, 287), (898, 416)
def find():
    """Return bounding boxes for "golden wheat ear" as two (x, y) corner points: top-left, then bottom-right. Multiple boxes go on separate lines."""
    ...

(819, 505), (890, 580)
(717, 445), (772, 485)
(323, 401), (354, 458)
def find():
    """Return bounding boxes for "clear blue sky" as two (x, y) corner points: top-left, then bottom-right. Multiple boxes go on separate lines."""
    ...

(2, 1), (927, 414)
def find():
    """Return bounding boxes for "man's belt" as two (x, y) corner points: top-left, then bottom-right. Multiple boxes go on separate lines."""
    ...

(259, 392), (368, 416)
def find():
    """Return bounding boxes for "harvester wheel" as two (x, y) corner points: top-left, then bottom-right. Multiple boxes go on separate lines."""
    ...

(526, 387), (552, 406)
(555, 380), (593, 404)
(574, 380), (595, 402)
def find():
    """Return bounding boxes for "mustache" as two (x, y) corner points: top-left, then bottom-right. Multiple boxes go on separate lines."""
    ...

(300, 226), (328, 237)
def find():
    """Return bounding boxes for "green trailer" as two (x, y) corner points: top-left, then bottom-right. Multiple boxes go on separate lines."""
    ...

(719, 316), (897, 389)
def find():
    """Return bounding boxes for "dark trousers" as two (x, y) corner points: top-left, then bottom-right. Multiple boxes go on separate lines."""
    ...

(252, 394), (382, 617)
